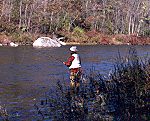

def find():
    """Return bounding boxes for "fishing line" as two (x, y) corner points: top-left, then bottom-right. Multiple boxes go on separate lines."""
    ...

(48, 54), (63, 63)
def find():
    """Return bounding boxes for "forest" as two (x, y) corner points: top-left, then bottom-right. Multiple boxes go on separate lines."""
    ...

(0, 0), (150, 44)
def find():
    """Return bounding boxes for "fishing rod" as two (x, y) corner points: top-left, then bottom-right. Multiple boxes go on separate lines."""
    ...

(48, 55), (63, 63)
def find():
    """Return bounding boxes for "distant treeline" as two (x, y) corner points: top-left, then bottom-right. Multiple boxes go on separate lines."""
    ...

(0, 0), (150, 37)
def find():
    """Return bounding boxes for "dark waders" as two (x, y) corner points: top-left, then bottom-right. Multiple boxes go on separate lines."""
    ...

(70, 69), (81, 95)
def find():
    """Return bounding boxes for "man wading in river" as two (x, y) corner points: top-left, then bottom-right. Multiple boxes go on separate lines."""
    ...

(63, 46), (82, 94)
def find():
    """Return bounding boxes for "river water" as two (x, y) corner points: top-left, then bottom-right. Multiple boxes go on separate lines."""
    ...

(0, 45), (150, 120)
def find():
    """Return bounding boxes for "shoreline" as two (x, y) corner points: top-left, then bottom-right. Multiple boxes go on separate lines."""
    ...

(0, 33), (150, 46)
(1, 42), (150, 47)
(65, 42), (150, 46)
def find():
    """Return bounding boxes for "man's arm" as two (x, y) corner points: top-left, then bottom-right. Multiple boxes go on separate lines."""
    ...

(63, 56), (75, 67)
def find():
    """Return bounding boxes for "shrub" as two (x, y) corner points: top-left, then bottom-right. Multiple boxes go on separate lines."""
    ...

(72, 27), (85, 38)
(0, 22), (17, 34)
(0, 104), (9, 121)
(143, 29), (150, 37)
(108, 48), (150, 120)
(11, 33), (33, 45)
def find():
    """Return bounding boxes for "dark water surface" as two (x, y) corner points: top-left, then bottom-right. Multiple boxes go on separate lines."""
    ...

(0, 45), (150, 120)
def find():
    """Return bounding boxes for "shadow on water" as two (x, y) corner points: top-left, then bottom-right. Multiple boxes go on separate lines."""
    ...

(0, 45), (150, 120)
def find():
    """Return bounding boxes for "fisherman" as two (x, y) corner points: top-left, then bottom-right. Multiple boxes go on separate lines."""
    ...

(63, 46), (82, 94)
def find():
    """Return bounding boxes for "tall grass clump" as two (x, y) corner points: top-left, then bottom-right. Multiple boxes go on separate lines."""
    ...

(0, 104), (9, 121)
(108, 48), (150, 121)
(35, 48), (150, 121)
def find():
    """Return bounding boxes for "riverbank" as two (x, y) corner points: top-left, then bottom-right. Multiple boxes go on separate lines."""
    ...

(63, 30), (150, 45)
(0, 31), (150, 46)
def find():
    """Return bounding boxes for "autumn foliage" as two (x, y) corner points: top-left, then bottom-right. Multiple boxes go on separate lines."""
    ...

(0, 0), (150, 45)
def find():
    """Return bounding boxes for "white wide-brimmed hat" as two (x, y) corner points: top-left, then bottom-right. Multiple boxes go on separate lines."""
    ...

(70, 46), (78, 52)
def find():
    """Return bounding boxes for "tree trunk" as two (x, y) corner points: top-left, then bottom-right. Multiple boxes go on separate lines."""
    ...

(24, 3), (28, 27)
(19, 0), (23, 28)
(131, 16), (135, 34)
(8, 0), (13, 22)
(50, 11), (54, 31)
(128, 15), (132, 35)
(0, 0), (5, 19)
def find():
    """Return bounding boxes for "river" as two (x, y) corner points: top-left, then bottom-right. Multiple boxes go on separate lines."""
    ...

(0, 45), (150, 120)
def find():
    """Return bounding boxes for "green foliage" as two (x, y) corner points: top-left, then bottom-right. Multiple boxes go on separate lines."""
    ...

(89, 36), (100, 43)
(11, 33), (22, 43)
(11, 33), (33, 44)
(62, 18), (70, 31)
(0, 22), (17, 34)
(72, 27), (85, 38)
(143, 29), (150, 37)
(115, 37), (124, 42)
(69, 27), (90, 43)
(39, 19), (50, 34)
(20, 34), (33, 44)
(105, 20), (114, 34)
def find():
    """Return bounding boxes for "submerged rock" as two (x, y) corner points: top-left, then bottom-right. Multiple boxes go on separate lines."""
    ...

(33, 37), (66, 48)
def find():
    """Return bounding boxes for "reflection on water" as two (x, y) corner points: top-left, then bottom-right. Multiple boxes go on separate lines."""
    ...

(0, 45), (150, 120)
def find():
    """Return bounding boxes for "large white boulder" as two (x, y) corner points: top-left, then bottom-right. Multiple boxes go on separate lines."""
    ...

(33, 37), (66, 48)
